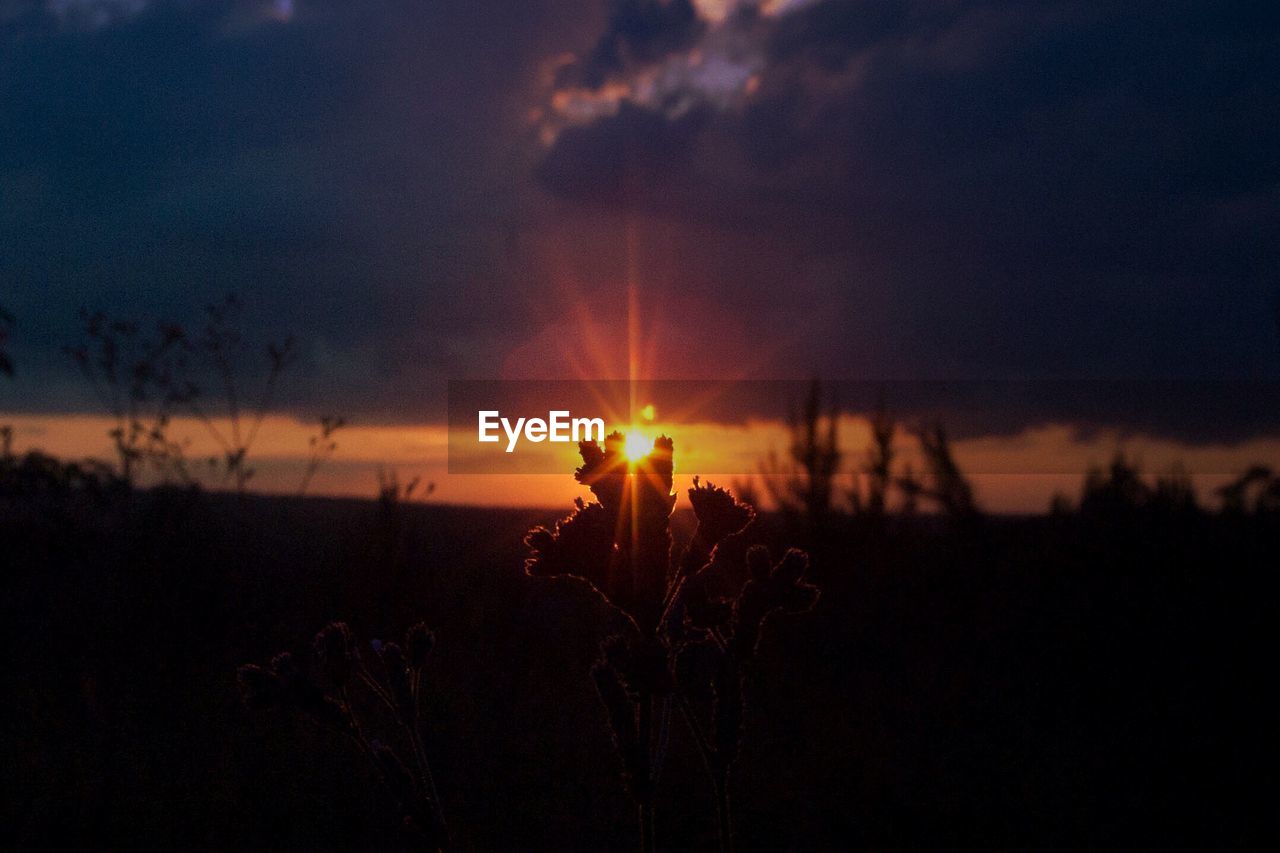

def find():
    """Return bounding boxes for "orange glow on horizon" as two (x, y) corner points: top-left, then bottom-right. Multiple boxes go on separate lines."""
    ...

(3, 412), (1277, 514)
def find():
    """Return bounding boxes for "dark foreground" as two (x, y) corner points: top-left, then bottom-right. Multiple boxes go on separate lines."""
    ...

(3, 490), (1273, 850)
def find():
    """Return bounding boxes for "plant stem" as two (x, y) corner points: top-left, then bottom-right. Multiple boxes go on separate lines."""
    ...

(638, 694), (655, 853)
(407, 721), (446, 837)
(639, 801), (654, 853)
(713, 770), (733, 853)
(677, 694), (734, 853)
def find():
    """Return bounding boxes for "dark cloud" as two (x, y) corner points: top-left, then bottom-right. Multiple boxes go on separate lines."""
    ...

(536, 100), (710, 202)
(2, 0), (1279, 444)
(537, 0), (1280, 387)
(557, 0), (706, 89)
(0, 0), (569, 418)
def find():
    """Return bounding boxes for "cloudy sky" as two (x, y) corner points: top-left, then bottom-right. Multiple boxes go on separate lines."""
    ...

(2, 0), (1278, 439)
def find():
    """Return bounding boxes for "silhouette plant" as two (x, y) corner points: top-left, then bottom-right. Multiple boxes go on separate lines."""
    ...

(1080, 453), (1151, 517)
(848, 398), (896, 522)
(297, 415), (347, 496)
(186, 295), (296, 494)
(64, 296), (338, 495)
(1, 329), (126, 509)
(750, 386), (982, 530)
(525, 433), (819, 852)
(1150, 463), (1200, 516)
(759, 379), (841, 533)
(1068, 453), (1213, 523)
(913, 422), (979, 521)
(371, 469), (436, 624)
(238, 621), (448, 851)
(1218, 465), (1280, 516)
(64, 309), (193, 486)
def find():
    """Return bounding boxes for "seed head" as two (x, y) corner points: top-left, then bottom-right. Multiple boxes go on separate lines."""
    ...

(378, 641), (415, 720)
(314, 622), (356, 688)
(405, 622), (435, 669)
(688, 477), (755, 547)
(524, 499), (616, 584)
(575, 432), (628, 512)
(734, 547), (820, 658)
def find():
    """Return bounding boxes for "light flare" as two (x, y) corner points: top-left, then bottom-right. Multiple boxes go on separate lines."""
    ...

(623, 430), (655, 462)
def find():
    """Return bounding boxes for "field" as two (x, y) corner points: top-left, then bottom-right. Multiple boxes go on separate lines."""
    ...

(4, 488), (1272, 850)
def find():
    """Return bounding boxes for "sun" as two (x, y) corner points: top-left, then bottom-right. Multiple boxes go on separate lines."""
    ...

(623, 430), (655, 462)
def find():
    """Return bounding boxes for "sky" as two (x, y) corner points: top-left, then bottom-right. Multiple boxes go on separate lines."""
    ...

(1, 0), (1279, 507)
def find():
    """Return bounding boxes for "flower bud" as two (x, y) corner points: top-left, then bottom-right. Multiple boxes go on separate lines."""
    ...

(314, 622), (355, 688)
(405, 622), (435, 670)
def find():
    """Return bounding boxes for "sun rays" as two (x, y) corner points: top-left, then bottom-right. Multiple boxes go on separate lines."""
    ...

(623, 429), (655, 463)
